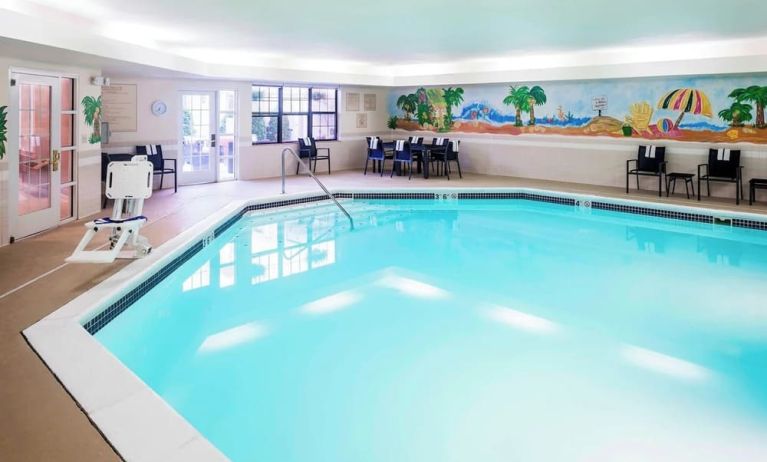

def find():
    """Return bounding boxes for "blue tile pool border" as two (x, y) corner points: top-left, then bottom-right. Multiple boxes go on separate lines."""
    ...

(82, 190), (767, 334)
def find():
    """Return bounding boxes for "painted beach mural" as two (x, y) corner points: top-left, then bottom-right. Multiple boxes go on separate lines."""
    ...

(388, 75), (767, 144)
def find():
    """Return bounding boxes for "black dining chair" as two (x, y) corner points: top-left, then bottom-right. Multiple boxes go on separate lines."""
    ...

(408, 136), (425, 173)
(626, 145), (666, 197)
(428, 137), (450, 176)
(297, 137), (331, 174)
(698, 148), (743, 204)
(136, 145), (177, 193)
(391, 140), (415, 180)
(442, 140), (463, 180)
(364, 137), (390, 176)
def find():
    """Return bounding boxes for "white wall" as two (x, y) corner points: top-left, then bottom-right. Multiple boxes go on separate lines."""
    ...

(0, 57), (102, 246)
(102, 79), (390, 182)
(396, 129), (767, 198)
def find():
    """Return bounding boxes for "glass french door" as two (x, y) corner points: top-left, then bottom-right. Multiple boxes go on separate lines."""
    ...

(179, 90), (237, 185)
(10, 73), (69, 238)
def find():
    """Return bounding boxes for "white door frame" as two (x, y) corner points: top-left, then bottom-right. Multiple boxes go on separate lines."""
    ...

(8, 72), (63, 239)
(177, 90), (238, 185)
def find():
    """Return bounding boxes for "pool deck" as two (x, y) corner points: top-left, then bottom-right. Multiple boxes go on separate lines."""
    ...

(2, 170), (767, 461)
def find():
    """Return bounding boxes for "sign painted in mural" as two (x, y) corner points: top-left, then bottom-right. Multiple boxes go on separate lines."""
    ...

(592, 95), (608, 112)
(389, 76), (767, 144)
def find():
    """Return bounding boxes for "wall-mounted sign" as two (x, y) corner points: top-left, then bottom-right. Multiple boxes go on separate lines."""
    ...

(101, 84), (137, 132)
(364, 93), (377, 111)
(355, 113), (368, 129)
(346, 92), (360, 112)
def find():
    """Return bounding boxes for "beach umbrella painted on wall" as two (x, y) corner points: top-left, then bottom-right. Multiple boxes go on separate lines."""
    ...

(657, 88), (712, 129)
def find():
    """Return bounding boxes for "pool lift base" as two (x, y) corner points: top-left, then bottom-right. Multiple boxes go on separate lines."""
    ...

(67, 156), (154, 264)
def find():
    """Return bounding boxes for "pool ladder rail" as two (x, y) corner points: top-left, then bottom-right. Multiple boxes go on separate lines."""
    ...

(281, 147), (354, 230)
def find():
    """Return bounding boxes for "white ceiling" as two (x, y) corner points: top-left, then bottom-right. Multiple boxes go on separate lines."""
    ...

(2, 0), (767, 85)
(18, 0), (767, 63)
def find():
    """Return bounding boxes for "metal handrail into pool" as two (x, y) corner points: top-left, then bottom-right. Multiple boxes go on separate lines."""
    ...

(281, 147), (354, 230)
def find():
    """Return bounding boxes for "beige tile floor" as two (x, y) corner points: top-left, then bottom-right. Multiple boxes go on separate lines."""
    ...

(2, 170), (766, 461)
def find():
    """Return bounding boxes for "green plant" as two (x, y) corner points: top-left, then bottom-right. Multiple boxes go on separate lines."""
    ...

(81, 95), (102, 144)
(502, 85), (531, 127)
(718, 101), (753, 127)
(0, 105), (7, 160)
(387, 115), (399, 130)
(621, 123), (633, 137)
(729, 86), (767, 128)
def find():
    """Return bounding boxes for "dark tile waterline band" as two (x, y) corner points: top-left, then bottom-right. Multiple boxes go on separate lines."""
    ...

(82, 191), (767, 334)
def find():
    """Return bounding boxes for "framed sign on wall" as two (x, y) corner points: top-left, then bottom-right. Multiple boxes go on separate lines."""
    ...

(101, 84), (138, 132)
(346, 92), (360, 112)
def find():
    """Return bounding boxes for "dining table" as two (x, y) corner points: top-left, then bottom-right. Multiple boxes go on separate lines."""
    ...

(379, 141), (445, 179)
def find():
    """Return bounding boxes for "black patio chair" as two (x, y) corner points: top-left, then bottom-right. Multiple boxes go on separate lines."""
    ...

(408, 136), (425, 173)
(391, 140), (415, 180)
(136, 145), (177, 193)
(364, 137), (390, 176)
(297, 137), (331, 174)
(428, 137), (450, 176)
(626, 145), (666, 197)
(698, 148), (743, 204)
(442, 140), (463, 180)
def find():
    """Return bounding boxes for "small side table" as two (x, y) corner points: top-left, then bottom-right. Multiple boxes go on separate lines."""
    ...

(666, 172), (695, 199)
(750, 178), (767, 205)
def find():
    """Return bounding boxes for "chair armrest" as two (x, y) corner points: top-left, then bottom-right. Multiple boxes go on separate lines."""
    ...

(626, 159), (637, 173)
(164, 158), (177, 169)
(659, 161), (667, 174)
(316, 147), (330, 153)
(697, 163), (708, 177)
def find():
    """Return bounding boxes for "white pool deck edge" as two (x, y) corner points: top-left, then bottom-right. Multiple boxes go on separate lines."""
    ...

(23, 186), (767, 462)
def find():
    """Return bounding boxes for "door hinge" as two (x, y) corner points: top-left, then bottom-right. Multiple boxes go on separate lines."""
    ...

(10, 78), (16, 86)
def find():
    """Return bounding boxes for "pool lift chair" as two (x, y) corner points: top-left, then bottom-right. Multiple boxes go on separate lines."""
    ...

(67, 156), (154, 264)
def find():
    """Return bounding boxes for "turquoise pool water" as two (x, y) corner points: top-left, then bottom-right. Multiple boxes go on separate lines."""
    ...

(96, 199), (767, 462)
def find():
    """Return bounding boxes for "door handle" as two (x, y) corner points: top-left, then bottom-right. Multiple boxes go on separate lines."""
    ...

(210, 134), (216, 148)
(51, 150), (61, 172)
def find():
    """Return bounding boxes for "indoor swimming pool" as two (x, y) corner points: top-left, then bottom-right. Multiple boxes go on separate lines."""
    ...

(90, 196), (767, 462)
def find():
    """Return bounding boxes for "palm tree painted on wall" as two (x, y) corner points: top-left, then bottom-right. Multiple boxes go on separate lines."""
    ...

(730, 86), (767, 128)
(396, 93), (418, 120)
(525, 86), (547, 126)
(82, 95), (102, 144)
(415, 87), (432, 126)
(441, 87), (464, 129)
(502, 86), (531, 127)
(719, 102), (753, 127)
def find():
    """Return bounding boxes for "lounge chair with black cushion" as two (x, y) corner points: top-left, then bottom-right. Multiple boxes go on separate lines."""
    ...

(698, 148), (743, 204)
(391, 140), (415, 180)
(626, 145), (666, 197)
(136, 145), (177, 193)
(364, 137), (390, 176)
(297, 137), (331, 174)
(428, 137), (450, 176)
(442, 140), (463, 180)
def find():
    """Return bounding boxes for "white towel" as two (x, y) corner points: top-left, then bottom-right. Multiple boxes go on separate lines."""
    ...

(146, 145), (156, 155)
(369, 137), (378, 149)
(644, 145), (656, 159)
(436, 137), (444, 145)
(451, 140), (460, 153)
(395, 140), (405, 151)
(717, 148), (730, 161)
(410, 136), (419, 144)
(303, 137), (312, 146)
